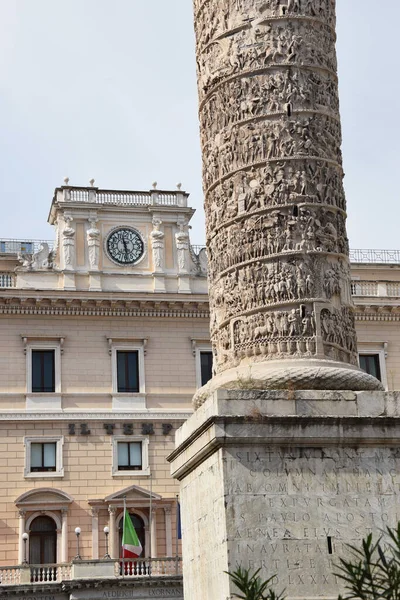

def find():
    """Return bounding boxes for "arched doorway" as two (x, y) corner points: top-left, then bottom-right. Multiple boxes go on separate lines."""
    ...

(29, 515), (57, 564)
(118, 513), (146, 557)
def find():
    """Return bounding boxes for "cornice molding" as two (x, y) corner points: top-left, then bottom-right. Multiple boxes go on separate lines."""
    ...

(0, 411), (193, 421)
(0, 295), (210, 318)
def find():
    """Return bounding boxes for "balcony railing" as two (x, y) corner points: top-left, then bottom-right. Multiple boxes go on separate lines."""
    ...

(0, 239), (54, 255)
(349, 249), (400, 264)
(351, 281), (400, 297)
(0, 557), (182, 586)
(0, 273), (16, 288)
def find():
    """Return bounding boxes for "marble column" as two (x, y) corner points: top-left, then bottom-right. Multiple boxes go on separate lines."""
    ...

(108, 506), (117, 559)
(193, 0), (382, 400)
(150, 508), (157, 558)
(18, 510), (26, 564)
(91, 508), (99, 560)
(164, 507), (173, 557)
(61, 509), (69, 563)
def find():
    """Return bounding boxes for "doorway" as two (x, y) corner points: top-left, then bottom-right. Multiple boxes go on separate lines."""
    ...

(29, 515), (57, 564)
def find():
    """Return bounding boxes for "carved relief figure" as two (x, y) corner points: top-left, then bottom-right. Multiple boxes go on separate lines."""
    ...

(87, 217), (100, 270)
(175, 218), (190, 273)
(62, 216), (76, 270)
(151, 217), (165, 271)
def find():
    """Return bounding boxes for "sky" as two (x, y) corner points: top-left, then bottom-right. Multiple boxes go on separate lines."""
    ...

(0, 0), (399, 248)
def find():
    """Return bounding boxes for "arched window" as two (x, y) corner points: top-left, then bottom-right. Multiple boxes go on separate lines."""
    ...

(118, 513), (146, 557)
(29, 516), (57, 565)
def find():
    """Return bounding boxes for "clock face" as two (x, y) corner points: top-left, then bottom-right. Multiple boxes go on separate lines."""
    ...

(106, 227), (145, 265)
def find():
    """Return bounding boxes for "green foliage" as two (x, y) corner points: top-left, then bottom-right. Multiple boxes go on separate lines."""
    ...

(226, 566), (285, 600)
(334, 524), (400, 600)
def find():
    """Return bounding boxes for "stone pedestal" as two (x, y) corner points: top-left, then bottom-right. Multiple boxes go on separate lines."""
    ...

(169, 390), (400, 600)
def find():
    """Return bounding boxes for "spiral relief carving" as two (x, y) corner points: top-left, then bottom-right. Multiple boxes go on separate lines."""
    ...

(193, 0), (382, 392)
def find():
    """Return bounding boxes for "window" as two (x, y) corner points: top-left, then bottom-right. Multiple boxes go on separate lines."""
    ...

(30, 442), (57, 472)
(24, 437), (64, 478)
(359, 354), (381, 381)
(117, 351), (139, 393)
(25, 338), (62, 398)
(112, 436), (150, 476)
(192, 340), (213, 389)
(32, 350), (55, 393)
(109, 339), (146, 408)
(358, 343), (388, 390)
(117, 441), (142, 471)
(200, 351), (213, 387)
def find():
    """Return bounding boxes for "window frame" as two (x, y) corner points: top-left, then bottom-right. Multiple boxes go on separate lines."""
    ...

(26, 341), (62, 394)
(194, 342), (213, 389)
(110, 341), (146, 403)
(358, 343), (388, 390)
(24, 436), (64, 479)
(112, 436), (150, 477)
(116, 350), (140, 393)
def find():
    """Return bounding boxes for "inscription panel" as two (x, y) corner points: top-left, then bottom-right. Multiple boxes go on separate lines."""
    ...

(224, 446), (400, 597)
(70, 588), (183, 600)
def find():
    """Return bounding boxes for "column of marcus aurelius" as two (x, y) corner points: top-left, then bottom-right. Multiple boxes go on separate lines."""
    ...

(194, 0), (382, 401)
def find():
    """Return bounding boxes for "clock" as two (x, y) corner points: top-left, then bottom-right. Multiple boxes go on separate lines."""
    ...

(105, 227), (145, 266)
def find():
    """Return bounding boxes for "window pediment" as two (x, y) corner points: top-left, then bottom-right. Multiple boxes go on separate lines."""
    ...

(104, 484), (161, 503)
(15, 487), (73, 509)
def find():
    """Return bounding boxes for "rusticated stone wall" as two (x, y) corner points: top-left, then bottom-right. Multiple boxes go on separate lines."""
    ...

(193, 0), (380, 391)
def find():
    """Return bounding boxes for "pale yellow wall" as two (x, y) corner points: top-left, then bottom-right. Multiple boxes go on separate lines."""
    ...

(164, 226), (174, 270)
(0, 314), (210, 397)
(352, 265), (400, 281)
(75, 222), (86, 267)
(0, 419), (182, 566)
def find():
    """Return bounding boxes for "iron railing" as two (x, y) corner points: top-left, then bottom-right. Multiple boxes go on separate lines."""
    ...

(1, 239), (400, 268)
(0, 239), (54, 255)
(191, 245), (206, 256)
(349, 249), (400, 264)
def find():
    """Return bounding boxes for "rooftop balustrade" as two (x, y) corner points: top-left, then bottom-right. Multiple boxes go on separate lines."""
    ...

(56, 186), (189, 208)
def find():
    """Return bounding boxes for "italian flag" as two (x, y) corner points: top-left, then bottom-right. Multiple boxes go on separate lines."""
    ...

(122, 509), (143, 558)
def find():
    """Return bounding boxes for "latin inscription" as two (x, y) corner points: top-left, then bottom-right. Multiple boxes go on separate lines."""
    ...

(225, 446), (400, 596)
(101, 590), (182, 599)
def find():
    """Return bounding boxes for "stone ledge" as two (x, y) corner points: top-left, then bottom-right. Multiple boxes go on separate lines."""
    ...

(176, 389), (400, 446)
(169, 390), (400, 480)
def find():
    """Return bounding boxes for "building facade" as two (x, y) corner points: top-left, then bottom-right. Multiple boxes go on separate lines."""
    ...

(0, 184), (399, 595)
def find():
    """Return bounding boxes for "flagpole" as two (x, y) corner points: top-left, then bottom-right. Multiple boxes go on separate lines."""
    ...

(175, 494), (179, 561)
(122, 495), (126, 576)
(149, 472), (153, 560)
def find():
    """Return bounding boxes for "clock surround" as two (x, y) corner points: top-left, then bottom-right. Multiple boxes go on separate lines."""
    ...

(105, 226), (145, 266)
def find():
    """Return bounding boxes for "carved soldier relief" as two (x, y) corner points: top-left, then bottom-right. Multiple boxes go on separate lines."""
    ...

(193, 0), (382, 392)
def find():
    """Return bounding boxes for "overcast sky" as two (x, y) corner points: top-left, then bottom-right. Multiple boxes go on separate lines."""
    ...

(0, 0), (399, 248)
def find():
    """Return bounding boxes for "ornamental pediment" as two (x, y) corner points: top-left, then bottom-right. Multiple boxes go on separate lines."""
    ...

(104, 484), (162, 503)
(15, 487), (73, 508)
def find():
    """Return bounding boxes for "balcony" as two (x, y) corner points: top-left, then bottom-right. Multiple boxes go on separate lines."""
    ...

(0, 557), (182, 587)
(351, 281), (400, 297)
